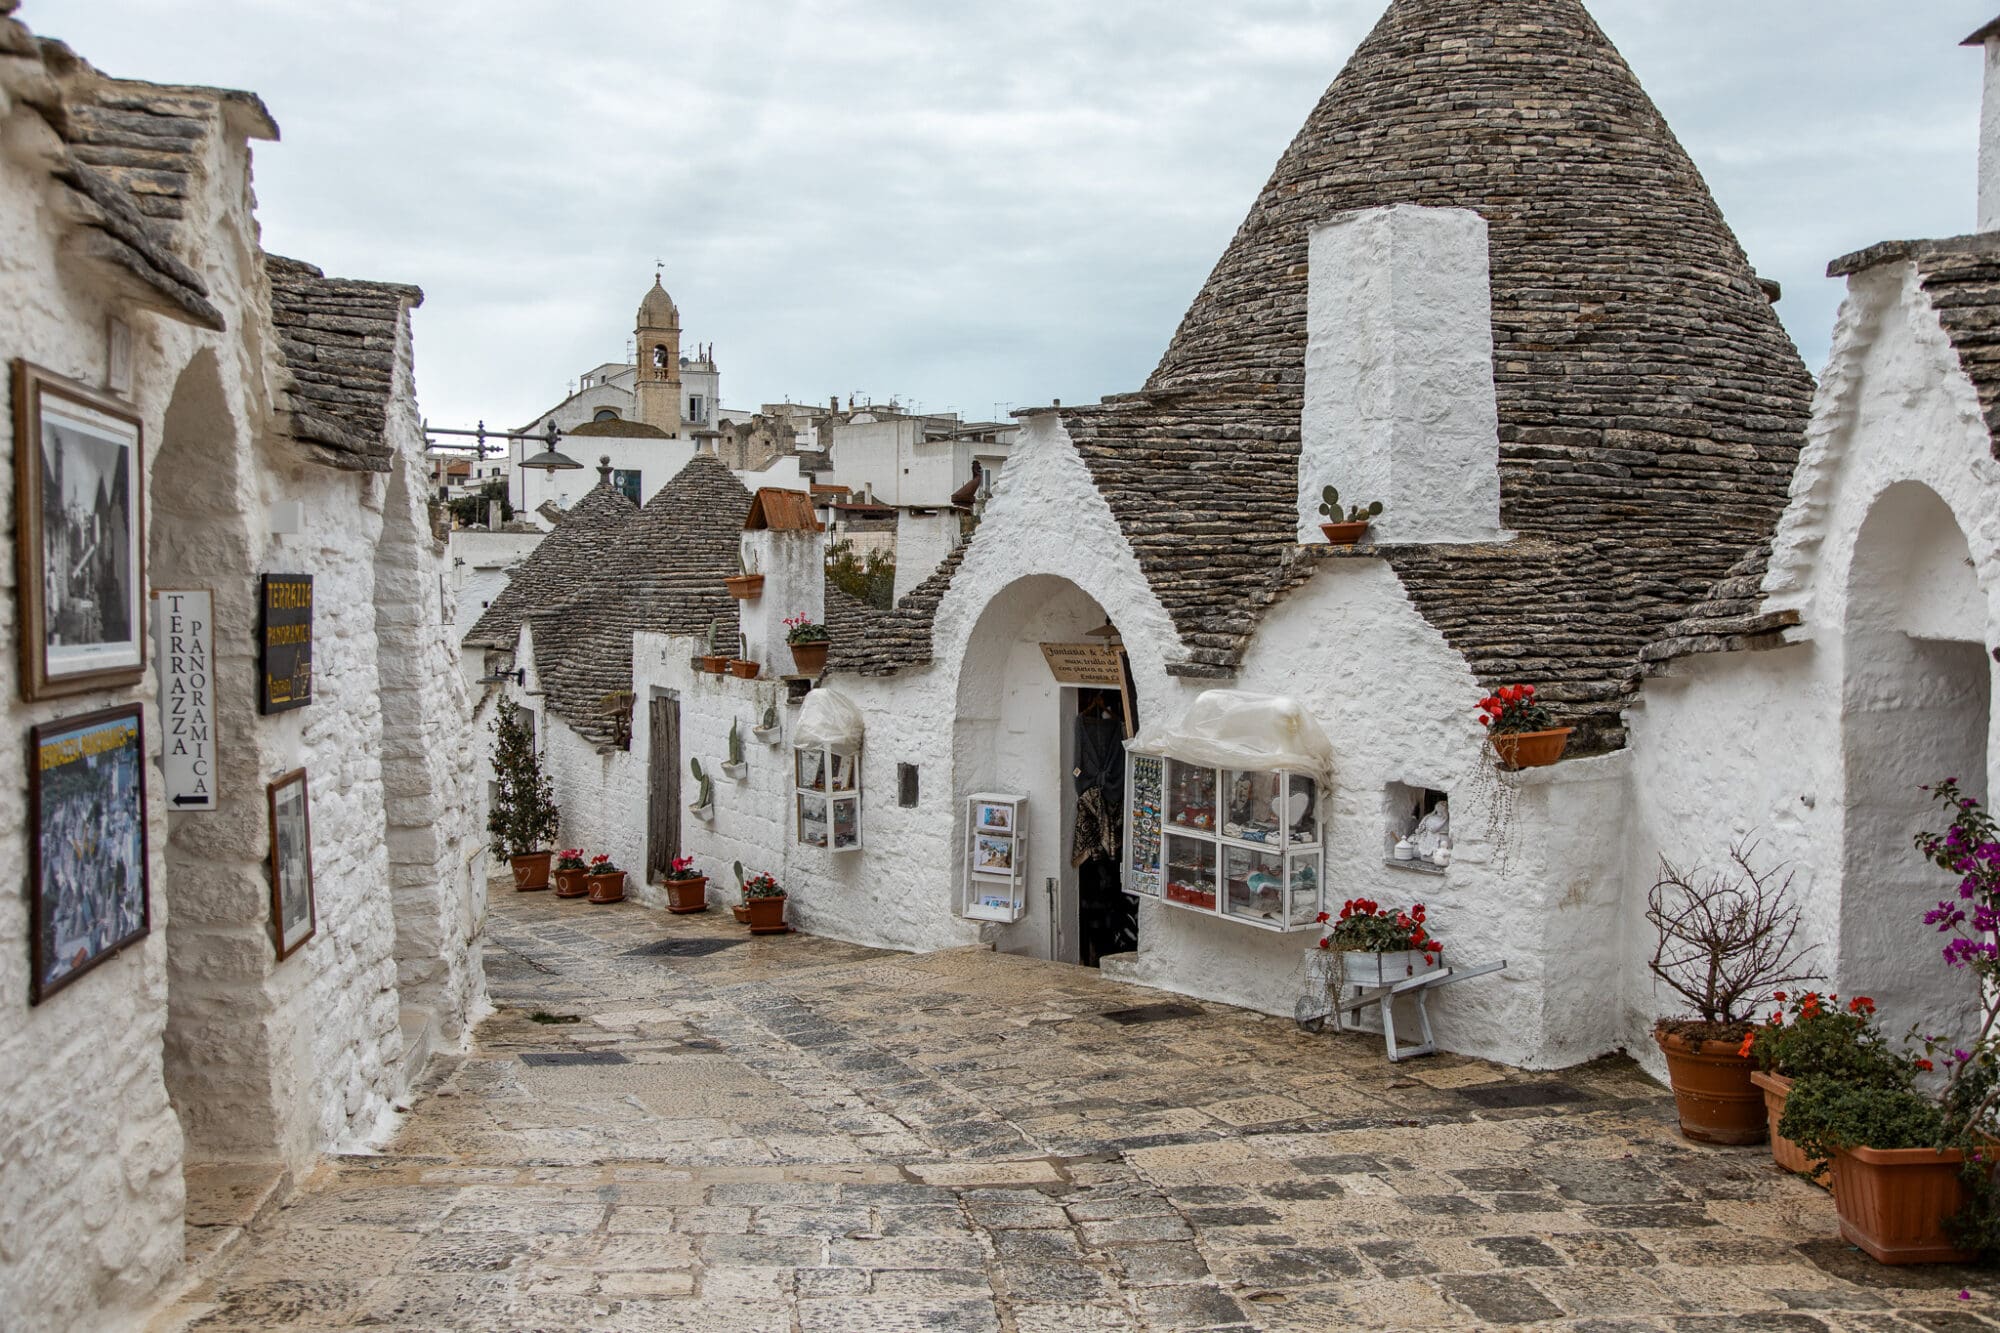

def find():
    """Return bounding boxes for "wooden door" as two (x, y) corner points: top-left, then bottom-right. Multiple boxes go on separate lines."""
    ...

(646, 694), (680, 883)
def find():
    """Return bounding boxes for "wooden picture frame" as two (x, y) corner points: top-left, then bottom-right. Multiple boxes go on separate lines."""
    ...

(267, 768), (316, 960)
(29, 703), (151, 1004)
(12, 360), (146, 701)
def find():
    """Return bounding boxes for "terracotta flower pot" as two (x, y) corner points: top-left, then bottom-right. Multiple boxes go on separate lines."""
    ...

(1319, 520), (1371, 546)
(731, 903), (751, 924)
(728, 659), (761, 679)
(724, 574), (765, 600)
(1655, 1027), (1767, 1146)
(1830, 1145), (1982, 1265)
(1489, 727), (1573, 770)
(789, 641), (829, 677)
(553, 867), (591, 898)
(746, 892), (788, 934)
(586, 870), (627, 904)
(665, 876), (708, 914)
(509, 851), (553, 891)
(1750, 1071), (1827, 1186)
(700, 655), (730, 674)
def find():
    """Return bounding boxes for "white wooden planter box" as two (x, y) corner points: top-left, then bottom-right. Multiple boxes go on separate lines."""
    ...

(1338, 949), (1432, 987)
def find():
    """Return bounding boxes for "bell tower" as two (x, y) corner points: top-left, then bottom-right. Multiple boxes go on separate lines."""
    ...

(635, 272), (682, 436)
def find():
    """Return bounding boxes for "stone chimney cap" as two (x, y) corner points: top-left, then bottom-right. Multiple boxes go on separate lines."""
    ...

(1963, 16), (2000, 45)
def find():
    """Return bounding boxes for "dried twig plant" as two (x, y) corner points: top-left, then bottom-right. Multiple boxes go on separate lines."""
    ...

(1648, 838), (1823, 1035)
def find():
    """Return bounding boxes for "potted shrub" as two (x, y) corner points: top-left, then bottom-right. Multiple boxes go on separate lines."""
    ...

(721, 720), (748, 779)
(553, 848), (591, 899)
(752, 697), (781, 744)
(786, 614), (830, 677)
(1647, 840), (1822, 1145)
(699, 619), (730, 675)
(586, 853), (627, 904)
(724, 548), (764, 600)
(1744, 990), (1909, 1183)
(1316, 486), (1383, 545)
(741, 867), (787, 934)
(1314, 899), (1441, 986)
(663, 854), (708, 914)
(728, 657), (761, 680)
(1476, 684), (1572, 769)
(1780, 777), (2000, 1264)
(688, 759), (715, 822)
(488, 698), (561, 891)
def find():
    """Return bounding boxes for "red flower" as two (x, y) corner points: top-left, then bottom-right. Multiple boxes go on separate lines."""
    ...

(1317, 937), (1330, 950)
(1737, 1033), (1756, 1058)
(1412, 905), (1426, 923)
(1315, 911), (1330, 924)
(1773, 991), (1787, 1002)
(1423, 952), (1438, 967)
(1917, 1058), (1935, 1072)
(1848, 996), (1876, 1016)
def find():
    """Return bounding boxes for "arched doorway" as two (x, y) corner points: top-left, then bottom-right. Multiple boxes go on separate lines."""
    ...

(954, 576), (1139, 966)
(1840, 481), (1989, 1043)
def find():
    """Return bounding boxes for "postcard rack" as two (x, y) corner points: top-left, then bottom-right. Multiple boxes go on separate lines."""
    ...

(963, 792), (1027, 923)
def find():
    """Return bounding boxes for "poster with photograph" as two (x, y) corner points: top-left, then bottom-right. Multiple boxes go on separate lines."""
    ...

(267, 769), (316, 960)
(973, 833), (1015, 876)
(976, 802), (1014, 834)
(30, 705), (149, 1003)
(13, 361), (145, 700)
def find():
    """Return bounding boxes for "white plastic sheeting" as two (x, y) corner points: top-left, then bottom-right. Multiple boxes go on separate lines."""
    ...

(1127, 689), (1334, 777)
(794, 687), (864, 753)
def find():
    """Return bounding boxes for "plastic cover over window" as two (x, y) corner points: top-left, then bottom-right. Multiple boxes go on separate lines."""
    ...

(1125, 690), (1333, 778)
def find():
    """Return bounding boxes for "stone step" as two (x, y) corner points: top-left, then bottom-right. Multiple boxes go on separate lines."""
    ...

(177, 1161), (290, 1291)
(398, 1003), (439, 1099)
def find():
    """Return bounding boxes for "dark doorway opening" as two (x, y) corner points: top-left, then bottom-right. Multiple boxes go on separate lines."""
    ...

(1073, 685), (1137, 968)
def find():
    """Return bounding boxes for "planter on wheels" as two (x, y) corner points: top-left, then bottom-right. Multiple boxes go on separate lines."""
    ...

(724, 574), (765, 600)
(1830, 1146), (1981, 1265)
(1750, 1071), (1826, 1186)
(509, 851), (553, 892)
(586, 870), (627, 904)
(789, 641), (829, 677)
(1654, 1026), (1766, 1146)
(1319, 520), (1372, 546)
(665, 876), (709, 914)
(745, 892), (788, 934)
(553, 867), (591, 899)
(1489, 727), (1574, 770)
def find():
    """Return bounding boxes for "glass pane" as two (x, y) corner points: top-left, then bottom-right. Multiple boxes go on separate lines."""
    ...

(831, 797), (860, 850)
(1222, 770), (1284, 844)
(1223, 844), (1286, 926)
(1129, 755), (1162, 876)
(971, 830), (1015, 877)
(797, 793), (828, 848)
(1285, 773), (1320, 846)
(1164, 833), (1217, 910)
(1166, 761), (1217, 833)
(829, 751), (857, 793)
(796, 748), (826, 791)
(1287, 853), (1321, 928)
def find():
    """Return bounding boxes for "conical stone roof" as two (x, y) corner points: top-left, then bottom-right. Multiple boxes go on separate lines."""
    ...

(464, 481), (638, 651)
(1056, 0), (1814, 751)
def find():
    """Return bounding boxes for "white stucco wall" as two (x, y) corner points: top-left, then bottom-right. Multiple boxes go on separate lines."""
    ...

(1981, 36), (2000, 234)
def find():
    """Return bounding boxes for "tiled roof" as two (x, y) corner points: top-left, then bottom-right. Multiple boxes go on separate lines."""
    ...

(1057, 0), (1813, 753)
(745, 487), (821, 532)
(829, 537), (970, 677)
(266, 256), (423, 472)
(464, 482), (638, 650)
(1638, 549), (1799, 674)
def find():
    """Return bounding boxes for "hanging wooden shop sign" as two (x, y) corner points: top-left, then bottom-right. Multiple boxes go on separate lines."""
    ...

(155, 589), (217, 810)
(1039, 641), (1126, 688)
(259, 573), (313, 714)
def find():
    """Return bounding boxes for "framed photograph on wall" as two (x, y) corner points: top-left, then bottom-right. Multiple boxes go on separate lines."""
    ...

(267, 768), (316, 960)
(12, 360), (146, 701)
(29, 704), (150, 1004)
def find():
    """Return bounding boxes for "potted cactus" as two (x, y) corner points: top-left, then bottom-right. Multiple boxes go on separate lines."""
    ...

(740, 866), (787, 934)
(586, 853), (627, 904)
(730, 860), (752, 923)
(663, 853), (708, 914)
(785, 615), (830, 677)
(699, 619), (730, 675)
(553, 848), (591, 898)
(688, 758), (715, 821)
(724, 547), (765, 600)
(727, 656), (761, 680)
(752, 695), (781, 744)
(1317, 486), (1383, 545)
(722, 720), (748, 779)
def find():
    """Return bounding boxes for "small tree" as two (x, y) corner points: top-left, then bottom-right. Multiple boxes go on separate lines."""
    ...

(488, 697), (560, 858)
(1648, 839), (1821, 1031)
(449, 479), (514, 528)
(826, 539), (895, 610)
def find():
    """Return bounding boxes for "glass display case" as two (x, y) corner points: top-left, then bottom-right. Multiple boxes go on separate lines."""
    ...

(963, 792), (1027, 922)
(1127, 758), (1322, 932)
(795, 741), (861, 851)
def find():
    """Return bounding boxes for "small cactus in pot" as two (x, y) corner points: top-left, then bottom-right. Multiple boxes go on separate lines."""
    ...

(1317, 486), (1382, 545)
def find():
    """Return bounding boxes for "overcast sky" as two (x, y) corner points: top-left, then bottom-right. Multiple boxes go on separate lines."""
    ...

(31, 1), (2000, 430)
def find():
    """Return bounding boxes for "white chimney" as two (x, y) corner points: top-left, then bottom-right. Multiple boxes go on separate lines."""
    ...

(1970, 19), (2000, 232)
(1299, 204), (1504, 546)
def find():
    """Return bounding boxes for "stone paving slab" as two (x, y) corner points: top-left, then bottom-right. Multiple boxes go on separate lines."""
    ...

(150, 888), (2000, 1331)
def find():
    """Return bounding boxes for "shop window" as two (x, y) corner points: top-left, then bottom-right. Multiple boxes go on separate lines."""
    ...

(1385, 782), (1451, 873)
(795, 744), (861, 851)
(1129, 756), (1321, 932)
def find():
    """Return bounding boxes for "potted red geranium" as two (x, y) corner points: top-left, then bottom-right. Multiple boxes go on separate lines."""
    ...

(741, 867), (787, 934)
(585, 853), (626, 904)
(663, 854), (708, 914)
(1743, 990), (1908, 1184)
(553, 849), (591, 899)
(1476, 684), (1571, 769)
(1316, 899), (1441, 986)
(785, 615), (830, 677)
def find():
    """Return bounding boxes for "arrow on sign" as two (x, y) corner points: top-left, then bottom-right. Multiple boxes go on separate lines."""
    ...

(171, 794), (210, 807)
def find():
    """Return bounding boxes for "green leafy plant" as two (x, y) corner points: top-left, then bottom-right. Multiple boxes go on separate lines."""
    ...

(1780, 1079), (1947, 1162)
(487, 697), (560, 858)
(739, 868), (783, 899)
(589, 853), (622, 876)
(826, 538), (894, 609)
(1744, 992), (1911, 1088)
(689, 758), (714, 810)
(1317, 485), (1383, 526)
(785, 615), (829, 645)
(448, 478), (513, 528)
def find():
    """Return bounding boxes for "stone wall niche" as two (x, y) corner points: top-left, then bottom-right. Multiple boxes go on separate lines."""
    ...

(1299, 204), (1504, 546)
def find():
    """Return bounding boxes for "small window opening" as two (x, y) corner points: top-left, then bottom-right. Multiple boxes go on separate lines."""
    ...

(898, 763), (919, 807)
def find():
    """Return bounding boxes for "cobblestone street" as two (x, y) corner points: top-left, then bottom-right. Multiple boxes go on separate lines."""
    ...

(157, 892), (1997, 1331)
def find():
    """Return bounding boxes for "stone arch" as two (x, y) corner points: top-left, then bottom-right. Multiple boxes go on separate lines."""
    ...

(953, 575), (1132, 964)
(150, 349), (285, 1159)
(1839, 480), (1989, 1041)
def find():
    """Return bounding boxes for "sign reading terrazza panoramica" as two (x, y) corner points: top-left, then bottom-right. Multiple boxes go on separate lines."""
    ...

(259, 574), (313, 714)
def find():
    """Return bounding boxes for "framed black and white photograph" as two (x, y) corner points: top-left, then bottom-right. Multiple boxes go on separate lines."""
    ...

(12, 360), (146, 701)
(29, 704), (150, 1004)
(267, 768), (316, 960)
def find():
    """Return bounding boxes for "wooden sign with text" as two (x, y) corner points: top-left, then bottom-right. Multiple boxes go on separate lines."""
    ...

(155, 589), (216, 809)
(1038, 641), (1126, 688)
(259, 573), (313, 714)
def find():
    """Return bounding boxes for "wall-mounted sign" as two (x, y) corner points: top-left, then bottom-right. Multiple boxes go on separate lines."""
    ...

(155, 589), (216, 810)
(1039, 642), (1126, 688)
(259, 573), (313, 714)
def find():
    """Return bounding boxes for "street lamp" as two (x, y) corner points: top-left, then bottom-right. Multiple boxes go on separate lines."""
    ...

(424, 418), (579, 517)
